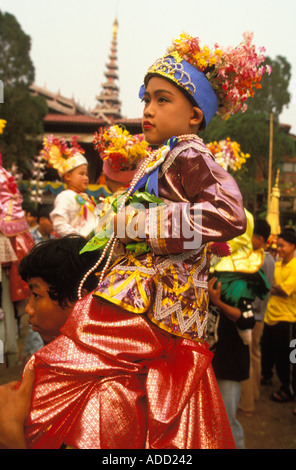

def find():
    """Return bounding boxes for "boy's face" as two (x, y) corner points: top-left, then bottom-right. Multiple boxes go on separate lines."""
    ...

(26, 211), (38, 227)
(252, 234), (264, 251)
(39, 216), (53, 237)
(25, 277), (73, 344)
(276, 237), (295, 262)
(64, 164), (89, 192)
(141, 76), (203, 146)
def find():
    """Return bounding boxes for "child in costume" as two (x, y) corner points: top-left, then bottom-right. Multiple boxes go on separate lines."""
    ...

(41, 136), (97, 239)
(20, 32), (270, 449)
(0, 120), (35, 366)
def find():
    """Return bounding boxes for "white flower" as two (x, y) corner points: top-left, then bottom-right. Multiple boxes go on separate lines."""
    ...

(145, 145), (170, 174)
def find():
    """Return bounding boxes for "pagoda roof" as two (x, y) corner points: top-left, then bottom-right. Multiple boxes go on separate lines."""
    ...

(29, 83), (89, 116)
(44, 113), (103, 124)
(100, 82), (119, 90)
(106, 63), (118, 70)
(104, 71), (118, 79)
(43, 113), (141, 129)
(96, 92), (120, 101)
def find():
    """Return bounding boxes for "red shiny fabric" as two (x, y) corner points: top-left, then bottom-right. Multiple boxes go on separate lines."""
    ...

(24, 294), (235, 449)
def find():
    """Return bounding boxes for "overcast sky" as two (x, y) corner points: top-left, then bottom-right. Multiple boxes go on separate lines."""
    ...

(1, 0), (296, 133)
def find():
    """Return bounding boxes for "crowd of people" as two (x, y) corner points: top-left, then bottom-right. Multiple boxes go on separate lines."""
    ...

(0, 30), (295, 450)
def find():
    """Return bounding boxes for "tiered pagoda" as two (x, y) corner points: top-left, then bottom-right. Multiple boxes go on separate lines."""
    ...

(27, 17), (141, 188)
(92, 18), (122, 122)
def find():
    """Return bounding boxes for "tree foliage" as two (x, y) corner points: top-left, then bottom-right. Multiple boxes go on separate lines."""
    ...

(0, 85), (47, 173)
(0, 11), (35, 87)
(248, 56), (291, 119)
(0, 10), (47, 174)
(200, 55), (295, 214)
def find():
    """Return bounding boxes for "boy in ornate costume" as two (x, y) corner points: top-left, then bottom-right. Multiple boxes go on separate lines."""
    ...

(0, 120), (35, 366)
(1, 32), (270, 449)
(42, 136), (97, 239)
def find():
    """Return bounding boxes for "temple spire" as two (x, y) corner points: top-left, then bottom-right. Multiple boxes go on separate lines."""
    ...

(92, 18), (122, 122)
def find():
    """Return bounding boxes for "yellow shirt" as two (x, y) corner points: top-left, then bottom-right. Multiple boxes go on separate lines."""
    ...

(265, 257), (296, 325)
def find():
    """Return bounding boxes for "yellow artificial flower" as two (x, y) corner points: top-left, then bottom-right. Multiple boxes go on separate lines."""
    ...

(0, 119), (7, 134)
(214, 49), (223, 57)
(48, 145), (66, 174)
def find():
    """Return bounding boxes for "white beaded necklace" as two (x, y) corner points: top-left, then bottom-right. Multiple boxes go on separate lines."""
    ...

(77, 134), (199, 299)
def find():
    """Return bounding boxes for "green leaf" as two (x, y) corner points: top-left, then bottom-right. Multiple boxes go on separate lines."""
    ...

(126, 241), (151, 256)
(79, 234), (110, 254)
(111, 193), (131, 213)
(130, 190), (165, 206)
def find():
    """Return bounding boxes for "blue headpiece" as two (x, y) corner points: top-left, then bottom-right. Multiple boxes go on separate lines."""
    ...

(139, 53), (218, 127)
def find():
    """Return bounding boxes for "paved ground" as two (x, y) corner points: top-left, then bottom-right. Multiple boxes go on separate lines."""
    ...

(238, 379), (296, 449)
(1, 315), (295, 449)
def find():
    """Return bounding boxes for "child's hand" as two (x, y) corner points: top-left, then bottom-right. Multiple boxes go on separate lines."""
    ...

(114, 212), (133, 244)
(114, 206), (146, 245)
(208, 277), (222, 306)
(208, 277), (241, 322)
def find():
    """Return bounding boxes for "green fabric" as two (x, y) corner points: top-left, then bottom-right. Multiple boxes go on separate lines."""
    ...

(212, 269), (270, 308)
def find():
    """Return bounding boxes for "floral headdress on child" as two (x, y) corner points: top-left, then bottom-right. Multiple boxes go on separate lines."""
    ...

(93, 125), (150, 184)
(206, 138), (250, 172)
(41, 135), (87, 177)
(139, 32), (271, 127)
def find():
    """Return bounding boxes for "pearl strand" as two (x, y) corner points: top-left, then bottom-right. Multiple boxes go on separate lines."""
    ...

(176, 133), (201, 143)
(77, 233), (115, 299)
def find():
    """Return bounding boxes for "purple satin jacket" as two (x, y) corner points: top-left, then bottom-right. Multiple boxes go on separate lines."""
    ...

(94, 137), (246, 343)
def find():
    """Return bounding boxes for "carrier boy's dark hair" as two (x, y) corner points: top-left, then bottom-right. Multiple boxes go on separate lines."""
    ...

(19, 235), (100, 308)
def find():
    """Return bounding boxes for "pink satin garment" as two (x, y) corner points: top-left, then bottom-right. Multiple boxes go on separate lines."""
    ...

(9, 232), (35, 302)
(24, 293), (235, 449)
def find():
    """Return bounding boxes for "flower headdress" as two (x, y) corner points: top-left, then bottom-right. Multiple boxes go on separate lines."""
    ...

(206, 138), (250, 172)
(93, 125), (150, 183)
(41, 135), (87, 177)
(140, 32), (271, 126)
